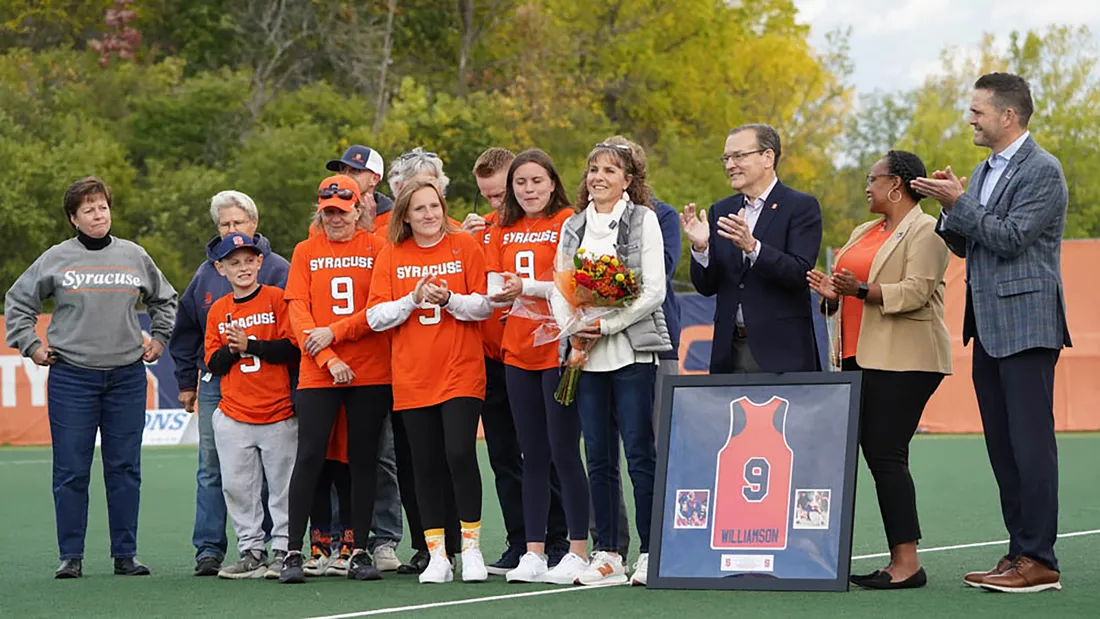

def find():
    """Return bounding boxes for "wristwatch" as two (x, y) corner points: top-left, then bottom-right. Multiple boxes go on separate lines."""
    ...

(856, 282), (869, 300)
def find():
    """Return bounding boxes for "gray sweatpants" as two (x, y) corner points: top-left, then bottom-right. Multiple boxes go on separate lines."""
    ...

(213, 409), (297, 555)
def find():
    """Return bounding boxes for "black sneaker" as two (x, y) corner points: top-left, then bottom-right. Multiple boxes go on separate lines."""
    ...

(348, 550), (382, 581)
(114, 557), (151, 576)
(487, 545), (523, 576)
(55, 559), (82, 579)
(547, 542), (570, 569)
(279, 551), (306, 584)
(194, 556), (221, 577)
(397, 549), (431, 575)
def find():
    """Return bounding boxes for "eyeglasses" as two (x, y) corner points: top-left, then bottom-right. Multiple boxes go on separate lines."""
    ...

(865, 173), (899, 185)
(397, 150), (439, 161)
(595, 142), (633, 152)
(720, 149), (766, 165)
(319, 186), (357, 200)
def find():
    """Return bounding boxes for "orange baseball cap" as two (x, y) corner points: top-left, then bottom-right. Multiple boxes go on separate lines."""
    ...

(316, 175), (362, 212)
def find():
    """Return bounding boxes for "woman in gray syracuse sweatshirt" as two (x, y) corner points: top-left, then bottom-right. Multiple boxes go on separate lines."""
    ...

(3, 177), (178, 579)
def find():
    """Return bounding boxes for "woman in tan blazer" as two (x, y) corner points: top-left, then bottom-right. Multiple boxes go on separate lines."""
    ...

(807, 150), (951, 591)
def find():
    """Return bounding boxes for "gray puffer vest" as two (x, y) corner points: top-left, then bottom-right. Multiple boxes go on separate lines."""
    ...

(557, 201), (672, 362)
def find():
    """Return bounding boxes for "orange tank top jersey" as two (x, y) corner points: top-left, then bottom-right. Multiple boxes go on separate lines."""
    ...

(284, 228), (392, 389)
(835, 224), (892, 360)
(478, 210), (506, 361)
(711, 396), (793, 551)
(487, 209), (572, 371)
(367, 232), (487, 410)
(204, 286), (295, 425)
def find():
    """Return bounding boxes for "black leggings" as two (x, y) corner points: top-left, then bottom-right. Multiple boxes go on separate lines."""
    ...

(391, 409), (461, 554)
(505, 365), (589, 542)
(402, 398), (482, 529)
(287, 385), (392, 552)
(844, 358), (944, 548)
(309, 460), (351, 532)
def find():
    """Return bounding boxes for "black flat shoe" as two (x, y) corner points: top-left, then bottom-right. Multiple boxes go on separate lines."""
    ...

(853, 567), (926, 590)
(397, 550), (430, 575)
(849, 570), (882, 584)
(114, 557), (151, 576)
(55, 559), (82, 579)
(348, 551), (382, 581)
(194, 556), (221, 577)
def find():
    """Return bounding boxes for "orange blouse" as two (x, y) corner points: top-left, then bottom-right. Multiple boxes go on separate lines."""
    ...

(836, 223), (893, 360)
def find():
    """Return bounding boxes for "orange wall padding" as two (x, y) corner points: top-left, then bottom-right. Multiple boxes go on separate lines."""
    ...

(918, 240), (1100, 433)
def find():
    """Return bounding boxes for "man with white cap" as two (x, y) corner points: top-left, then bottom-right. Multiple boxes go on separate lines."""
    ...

(327, 145), (394, 230)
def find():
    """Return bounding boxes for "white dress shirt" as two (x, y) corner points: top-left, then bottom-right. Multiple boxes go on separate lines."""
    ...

(979, 131), (1030, 206)
(690, 176), (778, 327)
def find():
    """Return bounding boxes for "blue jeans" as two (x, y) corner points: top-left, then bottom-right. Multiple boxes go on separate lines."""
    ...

(370, 414), (403, 549)
(193, 376), (228, 561)
(576, 363), (657, 554)
(48, 360), (146, 560)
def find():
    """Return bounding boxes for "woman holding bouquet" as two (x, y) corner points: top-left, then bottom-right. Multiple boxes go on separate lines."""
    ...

(485, 149), (591, 585)
(550, 142), (671, 587)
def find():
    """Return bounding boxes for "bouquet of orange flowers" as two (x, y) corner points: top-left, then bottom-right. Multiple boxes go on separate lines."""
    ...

(553, 248), (640, 405)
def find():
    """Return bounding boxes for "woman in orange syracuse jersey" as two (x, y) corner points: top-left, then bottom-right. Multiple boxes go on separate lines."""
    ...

(484, 149), (591, 585)
(279, 175), (392, 584)
(366, 177), (492, 584)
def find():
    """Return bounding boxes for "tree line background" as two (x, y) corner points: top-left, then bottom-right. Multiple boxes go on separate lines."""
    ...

(1, 0), (1097, 300)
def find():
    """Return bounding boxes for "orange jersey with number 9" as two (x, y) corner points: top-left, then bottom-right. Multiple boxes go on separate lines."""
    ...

(284, 228), (391, 389)
(368, 231), (487, 410)
(487, 209), (572, 370)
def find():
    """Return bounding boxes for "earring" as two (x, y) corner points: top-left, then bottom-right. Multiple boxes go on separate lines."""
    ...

(888, 189), (903, 204)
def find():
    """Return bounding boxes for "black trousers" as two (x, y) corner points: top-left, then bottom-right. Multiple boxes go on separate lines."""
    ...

(309, 460), (351, 533)
(287, 385), (391, 552)
(402, 398), (483, 530)
(972, 337), (1061, 571)
(392, 408), (460, 554)
(484, 358), (568, 548)
(845, 358), (943, 549)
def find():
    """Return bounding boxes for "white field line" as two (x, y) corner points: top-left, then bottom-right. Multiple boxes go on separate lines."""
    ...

(305, 529), (1100, 619)
(0, 450), (194, 466)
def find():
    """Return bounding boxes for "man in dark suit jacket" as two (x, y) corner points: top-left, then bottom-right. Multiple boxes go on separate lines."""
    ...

(914, 72), (1071, 594)
(682, 123), (822, 373)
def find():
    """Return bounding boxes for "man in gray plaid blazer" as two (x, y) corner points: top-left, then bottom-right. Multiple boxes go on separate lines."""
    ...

(913, 72), (1071, 594)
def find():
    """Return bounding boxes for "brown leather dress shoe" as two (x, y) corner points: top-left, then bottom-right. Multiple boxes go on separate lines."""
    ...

(979, 557), (1061, 593)
(963, 555), (1014, 588)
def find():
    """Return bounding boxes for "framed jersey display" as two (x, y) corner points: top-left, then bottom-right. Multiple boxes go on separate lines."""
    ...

(648, 372), (862, 592)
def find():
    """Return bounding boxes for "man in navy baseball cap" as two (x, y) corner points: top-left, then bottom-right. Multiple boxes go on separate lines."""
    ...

(324, 145), (393, 230)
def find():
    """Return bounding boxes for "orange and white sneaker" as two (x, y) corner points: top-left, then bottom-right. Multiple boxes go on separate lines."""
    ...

(574, 551), (627, 586)
(631, 553), (648, 586)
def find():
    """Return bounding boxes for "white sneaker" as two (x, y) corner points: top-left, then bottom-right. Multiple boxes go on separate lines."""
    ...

(543, 552), (589, 585)
(303, 552), (328, 577)
(575, 551), (627, 586)
(461, 548), (488, 582)
(505, 551), (548, 583)
(372, 542), (401, 572)
(631, 553), (648, 586)
(419, 555), (455, 584)
(324, 553), (349, 577)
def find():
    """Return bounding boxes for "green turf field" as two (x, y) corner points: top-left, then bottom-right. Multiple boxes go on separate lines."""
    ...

(1, 434), (1098, 618)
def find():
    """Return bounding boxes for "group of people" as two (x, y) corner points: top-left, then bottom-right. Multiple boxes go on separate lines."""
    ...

(4, 71), (1070, 594)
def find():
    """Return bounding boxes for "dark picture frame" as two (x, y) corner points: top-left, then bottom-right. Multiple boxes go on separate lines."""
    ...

(648, 372), (863, 592)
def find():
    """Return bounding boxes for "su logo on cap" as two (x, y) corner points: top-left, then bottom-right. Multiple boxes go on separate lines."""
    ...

(233, 235), (244, 247)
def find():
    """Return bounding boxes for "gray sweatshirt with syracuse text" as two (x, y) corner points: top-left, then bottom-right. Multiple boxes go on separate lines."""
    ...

(4, 237), (178, 370)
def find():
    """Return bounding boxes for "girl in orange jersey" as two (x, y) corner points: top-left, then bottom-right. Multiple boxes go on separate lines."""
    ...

(279, 175), (392, 584)
(484, 150), (591, 584)
(366, 178), (492, 584)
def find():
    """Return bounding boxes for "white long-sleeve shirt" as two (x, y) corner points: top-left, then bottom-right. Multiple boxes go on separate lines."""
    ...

(550, 199), (666, 372)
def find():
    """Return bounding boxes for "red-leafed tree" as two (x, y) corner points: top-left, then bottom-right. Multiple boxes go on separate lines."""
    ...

(88, 0), (141, 68)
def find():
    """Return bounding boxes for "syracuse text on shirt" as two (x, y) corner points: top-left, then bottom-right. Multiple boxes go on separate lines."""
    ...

(218, 312), (277, 333)
(501, 230), (559, 245)
(61, 269), (143, 290)
(309, 256), (375, 271)
(396, 260), (464, 280)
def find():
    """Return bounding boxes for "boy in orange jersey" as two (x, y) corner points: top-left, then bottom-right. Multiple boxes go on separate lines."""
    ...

(280, 175), (394, 584)
(367, 178), (492, 584)
(203, 233), (300, 580)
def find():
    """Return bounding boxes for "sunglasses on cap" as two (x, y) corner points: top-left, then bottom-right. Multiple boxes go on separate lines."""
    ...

(318, 186), (357, 200)
(397, 150), (439, 161)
